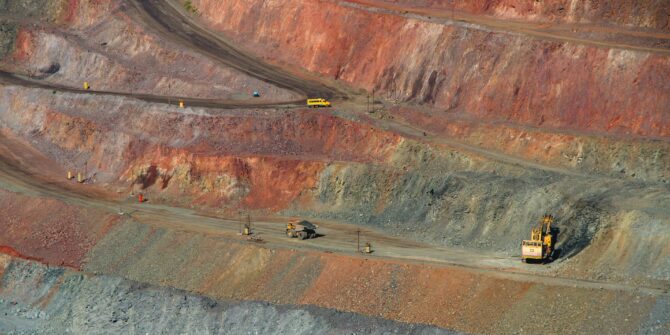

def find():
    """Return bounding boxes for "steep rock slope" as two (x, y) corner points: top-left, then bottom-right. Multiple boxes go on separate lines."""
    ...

(192, 0), (670, 137)
(0, 0), (297, 100)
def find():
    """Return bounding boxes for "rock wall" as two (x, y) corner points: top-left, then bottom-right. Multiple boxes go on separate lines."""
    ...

(0, 3), (297, 101)
(0, 23), (18, 60)
(368, 0), (670, 31)
(2, 85), (669, 276)
(192, 0), (670, 137)
(390, 107), (670, 182)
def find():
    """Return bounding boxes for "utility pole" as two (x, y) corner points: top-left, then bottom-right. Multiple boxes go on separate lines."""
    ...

(371, 88), (375, 113)
(356, 229), (361, 253)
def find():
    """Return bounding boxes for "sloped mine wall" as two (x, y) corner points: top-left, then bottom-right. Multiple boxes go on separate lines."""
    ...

(0, 189), (666, 333)
(1, 87), (669, 282)
(0, 258), (458, 335)
(192, 0), (670, 137)
(363, 0), (670, 31)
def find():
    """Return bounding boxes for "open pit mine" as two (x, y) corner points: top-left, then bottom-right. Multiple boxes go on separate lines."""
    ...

(0, 0), (669, 334)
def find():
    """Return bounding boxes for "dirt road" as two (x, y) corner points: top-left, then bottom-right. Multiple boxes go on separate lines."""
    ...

(0, 133), (667, 297)
(0, 70), (304, 109)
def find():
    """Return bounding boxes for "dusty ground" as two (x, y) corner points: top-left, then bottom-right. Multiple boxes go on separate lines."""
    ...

(0, 0), (668, 334)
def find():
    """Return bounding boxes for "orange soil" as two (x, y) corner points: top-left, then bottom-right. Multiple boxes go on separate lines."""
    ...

(0, 190), (117, 268)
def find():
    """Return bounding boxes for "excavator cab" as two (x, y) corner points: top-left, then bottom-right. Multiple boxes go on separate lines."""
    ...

(522, 215), (556, 263)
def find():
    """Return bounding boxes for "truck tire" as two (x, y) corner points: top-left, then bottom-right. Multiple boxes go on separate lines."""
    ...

(298, 231), (307, 240)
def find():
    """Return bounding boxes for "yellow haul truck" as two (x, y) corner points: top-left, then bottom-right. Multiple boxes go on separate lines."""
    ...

(286, 220), (318, 240)
(522, 215), (556, 263)
(307, 98), (331, 108)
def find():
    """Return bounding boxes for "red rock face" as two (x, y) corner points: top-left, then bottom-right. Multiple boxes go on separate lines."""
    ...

(63, 0), (80, 23)
(59, 0), (118, 27)
(192, 0), (670, 137)
(11, 29), (33, 63)
(356, 0), (670, 31)
(123, 147), (325, 210)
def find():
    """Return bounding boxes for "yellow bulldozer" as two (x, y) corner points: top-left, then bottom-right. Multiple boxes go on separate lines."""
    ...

(521, 215), (556, 263)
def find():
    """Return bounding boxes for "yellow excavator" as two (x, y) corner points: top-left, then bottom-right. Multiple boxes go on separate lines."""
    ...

(521, 215), (556, 263)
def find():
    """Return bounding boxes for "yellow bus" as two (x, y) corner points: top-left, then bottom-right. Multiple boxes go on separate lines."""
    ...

(307, 98), (331, 108)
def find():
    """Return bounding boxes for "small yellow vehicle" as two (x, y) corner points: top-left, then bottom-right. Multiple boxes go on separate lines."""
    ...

(307, 98), (331, 108)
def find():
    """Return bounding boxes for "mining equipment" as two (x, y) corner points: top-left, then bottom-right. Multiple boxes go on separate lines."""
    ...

(286, 220), (318, 239)
(83, 82), (90, 90)
(363, 242), (373, 254)
(521, 215), (556, 263)
(253, 91), (261, 97)
(307, 98), (331, 108)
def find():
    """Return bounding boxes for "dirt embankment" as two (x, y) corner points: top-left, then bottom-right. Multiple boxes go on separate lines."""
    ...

(0, 186), (666, 334)
(0, 0), (298, 100)
(0, 258), (457, 335)
(0, 222), (667, 334)
(0, 189), (116, 268)
(390, 107), (670, 182)
(192, 0), (670, 138)
(372, 0), (670, 32)
(2, 84), (669, 282)
(80, 220), (668, 334)
(0, 86), (400, 208)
